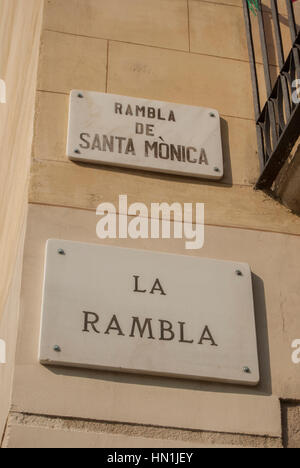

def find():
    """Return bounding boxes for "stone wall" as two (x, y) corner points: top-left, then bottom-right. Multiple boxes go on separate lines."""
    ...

(1, 0), (299, 448)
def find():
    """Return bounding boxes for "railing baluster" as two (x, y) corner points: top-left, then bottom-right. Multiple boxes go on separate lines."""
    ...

(271, 0), (291, 120)
(286, 0), (297, 43)
(242, 0), (265, 171)
(257, 1), (278, 152)
(286, 0), (300, 79)
(271, 0), (285, 68)
(243, 0), (261, 120)
(257, 0), (272, 96)
(268, 100), (278, 150)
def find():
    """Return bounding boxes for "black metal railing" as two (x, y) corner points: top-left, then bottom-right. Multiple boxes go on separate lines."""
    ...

(243, 0), (300, 190)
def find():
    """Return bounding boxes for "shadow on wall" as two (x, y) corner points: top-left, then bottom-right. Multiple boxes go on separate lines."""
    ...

(274, 143), (300, 215)
(45, 272), (272, 399)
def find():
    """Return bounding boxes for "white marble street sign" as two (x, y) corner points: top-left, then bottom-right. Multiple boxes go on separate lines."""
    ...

(39, 240), (259, 386)
(66, 91), (224, 180)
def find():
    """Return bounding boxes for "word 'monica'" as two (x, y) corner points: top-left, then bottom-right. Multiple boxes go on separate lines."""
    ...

(79, 133), (209, 166)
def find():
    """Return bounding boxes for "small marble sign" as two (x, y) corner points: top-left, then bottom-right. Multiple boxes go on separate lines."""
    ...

(39, 240), (259, 385)
(66, 91), (224, 180)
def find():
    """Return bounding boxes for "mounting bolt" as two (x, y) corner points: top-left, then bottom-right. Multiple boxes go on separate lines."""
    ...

(214, 167), (220, 173)
(235, 270), (243, 277)
(57, 249), (65, 256)
(209, 112), (216, 118)
(53, 345), (61, 353)
(74, 149), (81, 154)
(77, 93), (84, 98)
(243, 367), (251, 374)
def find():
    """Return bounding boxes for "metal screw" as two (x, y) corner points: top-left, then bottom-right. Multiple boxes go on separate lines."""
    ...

(77, 93), (84, 98)
(74, 149), (81, 154)
(53, 345), (61, 352)
(243, 367), (251, 374)
(209, 112), (216, 118)
(235, 270), (243, 277)
(214, 167), (220, 173)
(57, 249), (65, 256)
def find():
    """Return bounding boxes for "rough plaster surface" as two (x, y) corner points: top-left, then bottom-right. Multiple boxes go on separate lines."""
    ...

(282, 402), (300, 448)
(2, 412), (282, 449)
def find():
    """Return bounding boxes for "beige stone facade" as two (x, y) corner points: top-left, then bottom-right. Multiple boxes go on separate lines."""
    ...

(0, 0), (299, 448)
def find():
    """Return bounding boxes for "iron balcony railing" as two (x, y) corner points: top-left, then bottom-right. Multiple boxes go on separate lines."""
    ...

(243, 0), (300, 190)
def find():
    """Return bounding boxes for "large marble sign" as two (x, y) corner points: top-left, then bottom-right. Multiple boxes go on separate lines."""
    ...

(66, 91), (224, 180)
(39, 240), (259, 386)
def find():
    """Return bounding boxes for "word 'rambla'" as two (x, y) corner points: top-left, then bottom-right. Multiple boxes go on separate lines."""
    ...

(96, 195), (204, 250)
